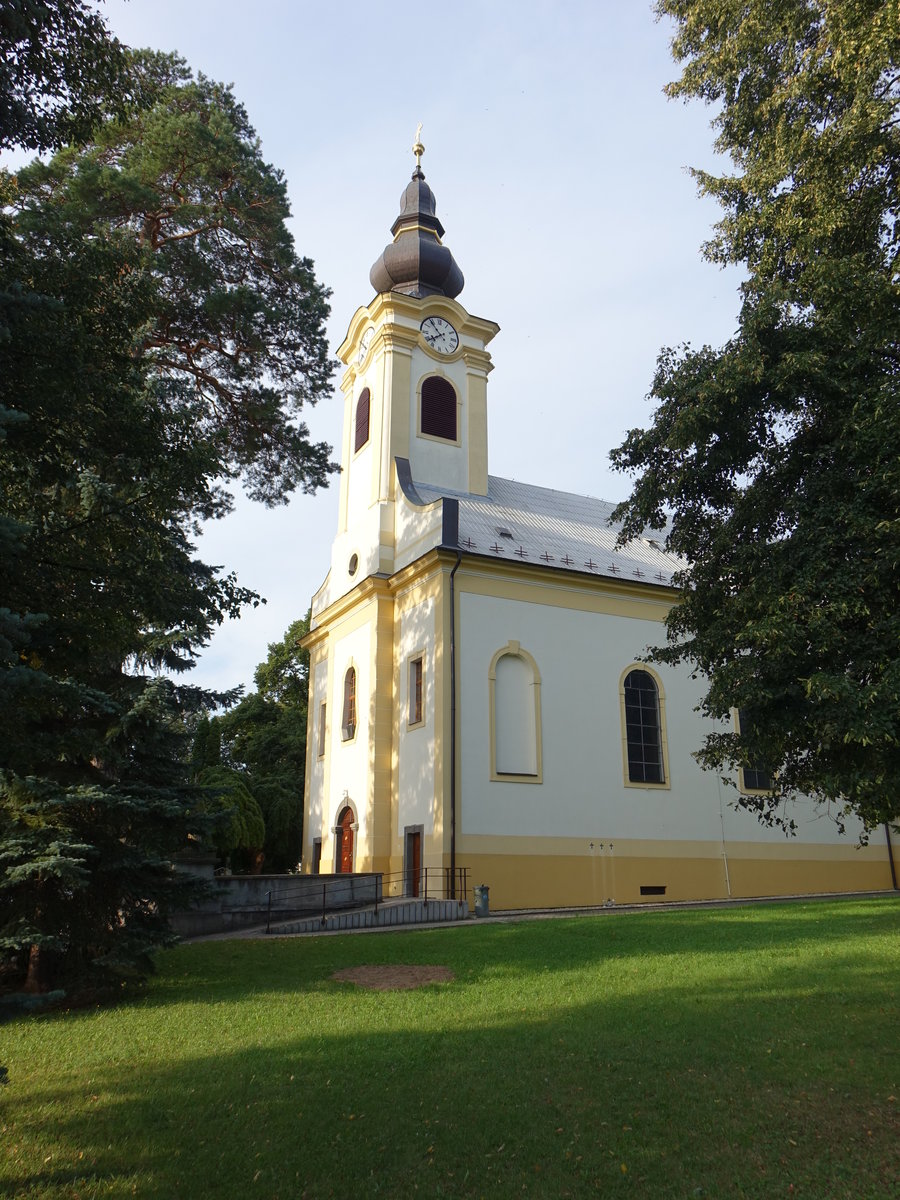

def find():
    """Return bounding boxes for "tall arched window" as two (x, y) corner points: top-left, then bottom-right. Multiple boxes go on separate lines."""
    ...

(354, 387), (370, 452)
(737, 709), (773, 793)
(622, 668), (666, 784)
(420, 376), (457, 441)
(489, 641), (542, 782)
(341, 666), (357, 741)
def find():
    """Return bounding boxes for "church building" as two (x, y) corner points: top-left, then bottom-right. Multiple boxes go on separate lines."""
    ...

(301, 140), (895, 909)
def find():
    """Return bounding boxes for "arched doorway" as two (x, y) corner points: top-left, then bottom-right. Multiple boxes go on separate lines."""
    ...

(335, 805), (354, 874)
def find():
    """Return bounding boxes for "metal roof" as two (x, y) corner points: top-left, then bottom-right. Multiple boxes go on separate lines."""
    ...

(412, 474), (683, 587)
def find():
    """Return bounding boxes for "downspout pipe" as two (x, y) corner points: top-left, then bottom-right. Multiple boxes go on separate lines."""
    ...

(885, 823), (898, 891)
(449, 550), (462, 898)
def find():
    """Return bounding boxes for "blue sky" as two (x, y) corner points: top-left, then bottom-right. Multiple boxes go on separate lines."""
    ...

(72, 3), (744, 692)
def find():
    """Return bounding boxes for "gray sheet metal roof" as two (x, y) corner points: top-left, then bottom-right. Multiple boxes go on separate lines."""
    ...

(413, 474), (683, 587)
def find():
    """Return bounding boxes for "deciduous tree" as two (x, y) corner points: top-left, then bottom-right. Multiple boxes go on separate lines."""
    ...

(218, 617), (310, 872)
(612, 0), (900, 834)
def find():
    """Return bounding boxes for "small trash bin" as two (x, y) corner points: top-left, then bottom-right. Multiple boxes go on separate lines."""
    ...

(473, 884), (490, 918)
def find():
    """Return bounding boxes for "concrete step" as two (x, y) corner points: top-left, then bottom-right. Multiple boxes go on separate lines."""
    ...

(270, 897), (469, 936)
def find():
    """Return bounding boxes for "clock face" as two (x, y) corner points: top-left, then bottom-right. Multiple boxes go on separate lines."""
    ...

(357, 327), (374, 365)
(420, 316), (459, 355)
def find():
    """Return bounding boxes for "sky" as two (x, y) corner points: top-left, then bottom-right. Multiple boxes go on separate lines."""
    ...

(69, 1), (744, 695)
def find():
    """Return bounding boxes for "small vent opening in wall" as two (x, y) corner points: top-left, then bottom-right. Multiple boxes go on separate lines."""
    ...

(640, 885), (667, 896)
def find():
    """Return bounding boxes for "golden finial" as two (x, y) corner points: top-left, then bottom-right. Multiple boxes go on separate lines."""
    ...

(413, 122), (425, 169)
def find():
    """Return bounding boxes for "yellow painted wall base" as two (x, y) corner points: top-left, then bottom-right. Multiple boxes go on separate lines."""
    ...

(458, 850), (894, 910)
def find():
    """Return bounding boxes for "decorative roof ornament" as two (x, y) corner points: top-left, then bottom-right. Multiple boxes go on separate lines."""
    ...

(369, 128), (465, 300)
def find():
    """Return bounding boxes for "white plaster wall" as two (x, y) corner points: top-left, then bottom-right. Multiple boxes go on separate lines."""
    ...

(327, 621), (372, 859)
(393, 488), (444, 572)
(458, 590), (868, 847)
(407, 351), (470, 493)
(317, 509), (383, 615)
(397, 597), (437, 834)
(345, 440), (373, 534)
(306, 657), (329, 846)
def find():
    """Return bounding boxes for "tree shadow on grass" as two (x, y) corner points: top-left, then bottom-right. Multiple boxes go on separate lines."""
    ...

(5, 929), (898, 1200)
(134, 895), (900, 1013)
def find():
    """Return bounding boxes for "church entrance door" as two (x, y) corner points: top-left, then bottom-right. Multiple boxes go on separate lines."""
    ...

(337, 806), (354, 873)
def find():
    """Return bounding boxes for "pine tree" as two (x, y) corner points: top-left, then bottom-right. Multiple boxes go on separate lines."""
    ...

(0, 50), (334, 993)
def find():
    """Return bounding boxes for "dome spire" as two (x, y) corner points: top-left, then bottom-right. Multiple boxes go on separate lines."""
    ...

(369, 126), (465, 300)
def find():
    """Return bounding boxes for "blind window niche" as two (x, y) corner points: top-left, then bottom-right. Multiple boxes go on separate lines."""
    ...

(490, 642), (542, 782)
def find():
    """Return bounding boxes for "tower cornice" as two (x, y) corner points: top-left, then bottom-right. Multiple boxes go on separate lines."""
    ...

(338, 294), (499, 367)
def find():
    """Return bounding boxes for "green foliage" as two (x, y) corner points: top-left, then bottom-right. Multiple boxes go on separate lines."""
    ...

(191, 714), (222, 775)
(196, 766), (264, 858)
(0, 0), (128, 152)
(613, 1), (900, 832)
(13, 49), (335, 505)
(218, 616), (310, 871)
(0, 51), (333, 990)
(0, 678), (210, 992)
(253, 616), (310, 706)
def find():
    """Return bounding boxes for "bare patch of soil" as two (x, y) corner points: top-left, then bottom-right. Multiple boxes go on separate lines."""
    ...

(331, 964), (455, 991)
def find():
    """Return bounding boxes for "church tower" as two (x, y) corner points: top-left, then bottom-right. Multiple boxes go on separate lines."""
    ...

(327, 133), (499, 601)
(303, 135), (498, 882)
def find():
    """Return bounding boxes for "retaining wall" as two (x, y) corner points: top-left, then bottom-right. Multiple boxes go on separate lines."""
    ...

(171, 872), (382, 938)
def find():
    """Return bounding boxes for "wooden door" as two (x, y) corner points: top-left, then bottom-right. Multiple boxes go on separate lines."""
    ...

(338, 806), (354, 874)
(406, 830), (421, 897)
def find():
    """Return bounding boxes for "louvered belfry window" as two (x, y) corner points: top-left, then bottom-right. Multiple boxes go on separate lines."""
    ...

(354, 388), (370, 452)
(420, 376), (457, 441)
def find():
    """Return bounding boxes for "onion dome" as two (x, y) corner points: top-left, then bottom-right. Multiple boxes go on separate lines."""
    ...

(369, 129), (464, 300)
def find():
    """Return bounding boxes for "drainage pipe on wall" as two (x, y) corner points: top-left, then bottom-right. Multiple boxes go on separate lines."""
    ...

(449, 551), (462, 898)
(885, 823), (898, 891)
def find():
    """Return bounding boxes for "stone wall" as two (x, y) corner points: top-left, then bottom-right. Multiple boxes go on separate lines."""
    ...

(171, 872), (382, 938)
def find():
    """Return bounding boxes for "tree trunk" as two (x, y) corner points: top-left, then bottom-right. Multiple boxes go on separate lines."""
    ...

(23, 943), (47, 993)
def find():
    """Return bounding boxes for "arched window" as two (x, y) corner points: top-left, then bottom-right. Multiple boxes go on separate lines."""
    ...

(341, 667), (357, 741)
(489, 641), (542, 782)
(737, 709), (773, 793)
(354, 387), (370, 452)
(622, 668), (665, 784)
(420, 376), (457, 441)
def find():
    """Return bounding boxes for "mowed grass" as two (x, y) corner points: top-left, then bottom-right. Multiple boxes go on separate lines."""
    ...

(2, 898), (898, 1199)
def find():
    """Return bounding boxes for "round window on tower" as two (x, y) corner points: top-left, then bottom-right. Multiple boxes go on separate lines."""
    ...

(348, 553), (359, 577)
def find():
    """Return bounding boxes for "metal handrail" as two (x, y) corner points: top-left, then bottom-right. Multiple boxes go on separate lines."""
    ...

(253, 865), (470, 932)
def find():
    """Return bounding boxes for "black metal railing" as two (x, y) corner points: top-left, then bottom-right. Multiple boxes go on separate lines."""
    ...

(260, 865), (469, 933)
(375, 866), (469, 908)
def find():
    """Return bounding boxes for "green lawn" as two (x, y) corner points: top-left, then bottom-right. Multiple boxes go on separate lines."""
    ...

(2, 898), (898, 1199)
